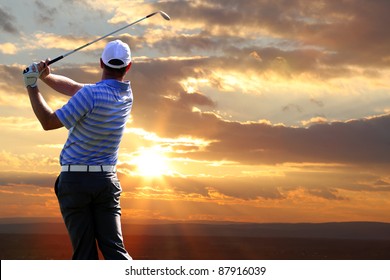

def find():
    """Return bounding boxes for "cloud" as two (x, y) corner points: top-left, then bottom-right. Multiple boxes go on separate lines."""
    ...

(132, 100), (390, 165)
(3, 56), (390, 167)
(33, 1), (58, 26)
(0, 171), (58, 218)
(301, 116), (327, 127)
(151, 0), (390, 71)
(92, 57), (390, 166)
(121, 56), (390, 165)
(3, 0), (390, 167)
(310, 98), (324, 107)
(0, 65), (32, 106)
(282, 103), (304, 113)
(0, 151), (59, 172)
(32, 33), (104, 52)
(119, 158), (390, 199)
(0, 6), (19, 35)
(0, 171), (56, 189)
(249, 51), (262, 62)
(0, 43), (18, 55)
(197, 114), (390, 165)
(0, 117), (42, 131)
(306, 188), (347, 201)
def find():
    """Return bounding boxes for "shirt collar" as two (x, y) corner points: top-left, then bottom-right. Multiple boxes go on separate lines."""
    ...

(98, 79), (130, 91)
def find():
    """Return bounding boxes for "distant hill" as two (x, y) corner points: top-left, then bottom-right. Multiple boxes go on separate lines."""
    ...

(0, 218), (389, 240)
(121, 222), (390, 240)
(1, 218), (390, 260)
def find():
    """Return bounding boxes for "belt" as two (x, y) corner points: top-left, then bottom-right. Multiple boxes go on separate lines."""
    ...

(61, 165), (116, 172)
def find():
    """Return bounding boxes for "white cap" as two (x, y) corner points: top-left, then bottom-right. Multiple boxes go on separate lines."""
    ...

(101, 40), (131, 69)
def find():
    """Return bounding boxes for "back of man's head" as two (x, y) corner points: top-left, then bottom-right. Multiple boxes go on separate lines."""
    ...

(101, 40), (131, 76)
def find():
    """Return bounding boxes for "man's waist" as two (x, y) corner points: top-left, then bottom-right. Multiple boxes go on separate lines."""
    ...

(61, 165), (116, 172)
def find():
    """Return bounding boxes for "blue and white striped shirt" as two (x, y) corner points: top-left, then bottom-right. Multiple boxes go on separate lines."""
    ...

(55, 79), (133, 165)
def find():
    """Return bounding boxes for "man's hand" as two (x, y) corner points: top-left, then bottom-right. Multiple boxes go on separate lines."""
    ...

(23, 60), (50, 88)
(38, 59), (51, 80)
(23, 63), (40, 88)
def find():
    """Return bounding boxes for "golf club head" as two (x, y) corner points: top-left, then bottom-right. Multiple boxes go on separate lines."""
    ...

(159, 11), (171, 21)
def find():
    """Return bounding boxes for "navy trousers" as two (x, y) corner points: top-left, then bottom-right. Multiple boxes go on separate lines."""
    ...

(55, 172), (131, 260)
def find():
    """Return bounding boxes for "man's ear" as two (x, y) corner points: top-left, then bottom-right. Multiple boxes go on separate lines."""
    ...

(126, 62), (132, 72)
(100, 58), (104, 69)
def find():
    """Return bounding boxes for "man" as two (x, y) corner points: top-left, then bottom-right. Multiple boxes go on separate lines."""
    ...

(23, 40), (133, 260)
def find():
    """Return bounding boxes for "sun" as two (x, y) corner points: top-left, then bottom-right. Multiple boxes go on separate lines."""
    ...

(132, 148), (170, 177)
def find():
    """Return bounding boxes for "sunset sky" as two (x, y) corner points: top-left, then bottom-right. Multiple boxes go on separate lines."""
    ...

(1, 0), (390, 223)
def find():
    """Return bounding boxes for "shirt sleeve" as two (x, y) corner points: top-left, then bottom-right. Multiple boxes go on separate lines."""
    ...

(55, 86), (94, 129)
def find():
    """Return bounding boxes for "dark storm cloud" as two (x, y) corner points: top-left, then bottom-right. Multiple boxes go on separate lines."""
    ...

(0, 6), (19, 35)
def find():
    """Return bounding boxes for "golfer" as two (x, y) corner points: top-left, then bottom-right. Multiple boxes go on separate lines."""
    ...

(23, 40), (133, 260)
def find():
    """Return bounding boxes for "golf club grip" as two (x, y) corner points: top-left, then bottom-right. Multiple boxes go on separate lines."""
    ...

(47, 55), (64, 66)
(146, 12), (158, 18)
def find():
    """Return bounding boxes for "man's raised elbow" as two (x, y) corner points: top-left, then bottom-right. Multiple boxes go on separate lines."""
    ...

(42, 124), (53, 131)
(40, 120), (54, 131)
(40, 117), (63, 131)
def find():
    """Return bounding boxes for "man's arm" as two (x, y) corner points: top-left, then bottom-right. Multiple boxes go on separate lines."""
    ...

(27, 86), (64, 131)
(39, 60), (84, 96)
(40, 73), (84, 97)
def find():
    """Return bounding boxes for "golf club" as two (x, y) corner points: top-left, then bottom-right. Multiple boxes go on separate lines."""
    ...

(48, 10), (170, 65)
(23, 11), (170, 73)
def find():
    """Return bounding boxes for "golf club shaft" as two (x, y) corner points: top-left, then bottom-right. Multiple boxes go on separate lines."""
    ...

(47, 11), (167, 66)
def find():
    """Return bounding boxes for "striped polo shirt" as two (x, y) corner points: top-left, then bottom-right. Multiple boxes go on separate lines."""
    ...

(55, 79), (133, 166)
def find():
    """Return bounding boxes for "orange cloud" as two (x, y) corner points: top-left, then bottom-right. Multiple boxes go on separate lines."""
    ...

(0, 43), (18, 55)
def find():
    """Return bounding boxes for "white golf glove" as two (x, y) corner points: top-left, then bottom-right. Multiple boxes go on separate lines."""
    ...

(23, 63), (40, 88)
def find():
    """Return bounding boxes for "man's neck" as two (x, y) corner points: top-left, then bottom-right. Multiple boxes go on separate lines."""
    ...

(101, 73), (124, 81)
